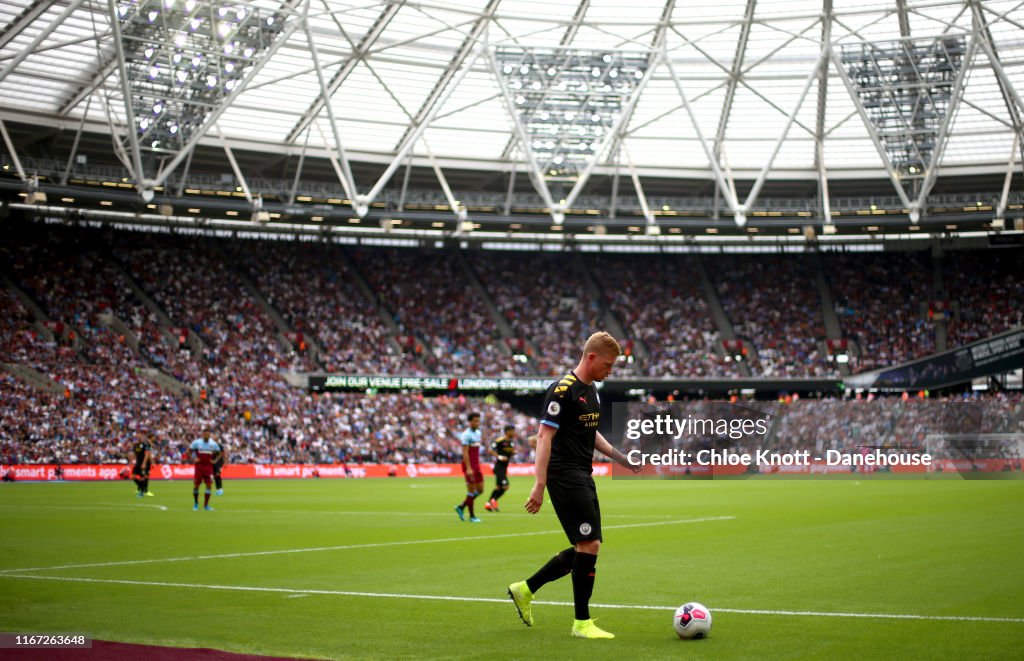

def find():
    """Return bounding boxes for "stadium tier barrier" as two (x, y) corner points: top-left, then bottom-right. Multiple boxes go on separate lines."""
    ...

(2, 461), (1019, 481)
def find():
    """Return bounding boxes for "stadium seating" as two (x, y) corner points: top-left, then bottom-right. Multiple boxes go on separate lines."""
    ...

(584, 253), (738, 377)
(942, 249), (1024, 348)
(0, 373), (536, 467)
(622, 392), (1024, 459)
(825, 251), (936, 370)
(350, 247), (515, 375)
(711, 255), (832, 376)
(222, 240), (425, 375)
(465, 250), (609, 376)
(2, 223), (1022, 467)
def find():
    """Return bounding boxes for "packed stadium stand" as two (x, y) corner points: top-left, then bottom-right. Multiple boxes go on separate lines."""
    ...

(1, 221), (1021, 466)
(941, 249), (1024, 348)
(583, 253), (736, 378)
(713, 255), (833, 377)
(350, 247), (511, 375)
(465, 250), (609, 377)
(624, 393), (1024, 460)
(826, 251), (937, 371)
(222, 240), (424, 375)
(0, 378), (536, 468)
(2, 224), (1021, 386)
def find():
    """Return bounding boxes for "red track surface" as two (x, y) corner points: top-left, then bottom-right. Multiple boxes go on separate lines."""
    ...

(0, 640), (321, 661)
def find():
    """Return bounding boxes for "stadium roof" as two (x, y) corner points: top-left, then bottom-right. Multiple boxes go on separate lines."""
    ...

(0, 0), (1022, 228)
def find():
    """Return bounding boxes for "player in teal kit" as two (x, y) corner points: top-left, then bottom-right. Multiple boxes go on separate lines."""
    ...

(189, 430), (222, 512)
(454, 413), (484, 523)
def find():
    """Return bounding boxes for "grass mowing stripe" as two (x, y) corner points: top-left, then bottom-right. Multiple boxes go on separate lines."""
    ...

(4, 573), (1022, 625)
(0, 515), (736, 574)
(0, 503), (169, 512)
(0, 504), (676, 518)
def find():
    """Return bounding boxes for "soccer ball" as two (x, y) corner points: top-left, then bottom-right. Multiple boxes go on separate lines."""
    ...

(673, 602), (712, 639)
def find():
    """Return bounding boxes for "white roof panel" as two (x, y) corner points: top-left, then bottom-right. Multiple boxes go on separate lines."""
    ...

(0, 0), (1016, 180)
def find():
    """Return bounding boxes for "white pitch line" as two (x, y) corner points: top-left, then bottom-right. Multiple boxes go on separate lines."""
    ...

(0, 516), (735, 574)
(104, 502), (169, 511)
(222, 509), (676, 519)
(1, 574), (1021, 625)
(0, 503), (168, 513)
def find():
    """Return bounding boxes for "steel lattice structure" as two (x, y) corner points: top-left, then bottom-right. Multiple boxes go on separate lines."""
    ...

(0, 0), (1021, 230)
(114, 0), (286, 191)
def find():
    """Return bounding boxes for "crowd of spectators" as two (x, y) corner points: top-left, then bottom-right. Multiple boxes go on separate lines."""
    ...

(228, 392), (537, 465)
(0, 226), (300, 468)
(826, 251), (936, 371)
(0, 366), (203, 465)
(942, 249), (1024, 348)
(466, 251), (609, 376)
(350, 247), (513, 375)
(622, 392), (1024, 461)
(3, 222), (1022, 471)
(1, 226), (540, 467)
(768, 392), (1024, 458)
(585, 253), (736, 377)
(713, 255), (834, 377)
(2, 226), (202, 384)
(0, 379), (537, 468)
(223, 239), (424, 375)
(112, 231), (311, 372)
(0, 286), (59, 365)
(10, 223), (1014, 381)
(4, 231), (136, 368)
(0, 230), (206, 455)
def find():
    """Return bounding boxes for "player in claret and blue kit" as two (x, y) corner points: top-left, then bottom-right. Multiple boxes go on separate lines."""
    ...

(189, 430), (222, 512)
(454, 412), (484, 523)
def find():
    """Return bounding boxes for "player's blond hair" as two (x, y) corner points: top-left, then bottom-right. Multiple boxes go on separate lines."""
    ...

(582, 331), (621, 358)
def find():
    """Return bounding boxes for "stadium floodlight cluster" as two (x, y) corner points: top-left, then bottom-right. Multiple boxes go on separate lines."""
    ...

(839, 36), (967, 183)
(115, 0), (283, 168)
(493, 47), (650, 181)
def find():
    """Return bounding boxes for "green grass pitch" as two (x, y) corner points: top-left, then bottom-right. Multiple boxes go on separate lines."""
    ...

(1, 477), (1022, 660)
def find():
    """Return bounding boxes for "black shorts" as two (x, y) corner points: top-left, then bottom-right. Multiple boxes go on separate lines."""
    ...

(213, 460), (224, 475)
(132, 465), (148, 478)
(494, 462), (509, 487)
(547, 475), (602, 544)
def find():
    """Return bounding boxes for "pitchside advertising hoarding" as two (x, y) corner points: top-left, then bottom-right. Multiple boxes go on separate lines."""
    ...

(3, 456), (1020, 481)
(308, 375), (552, 392)
(0, 463), (600, 481)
